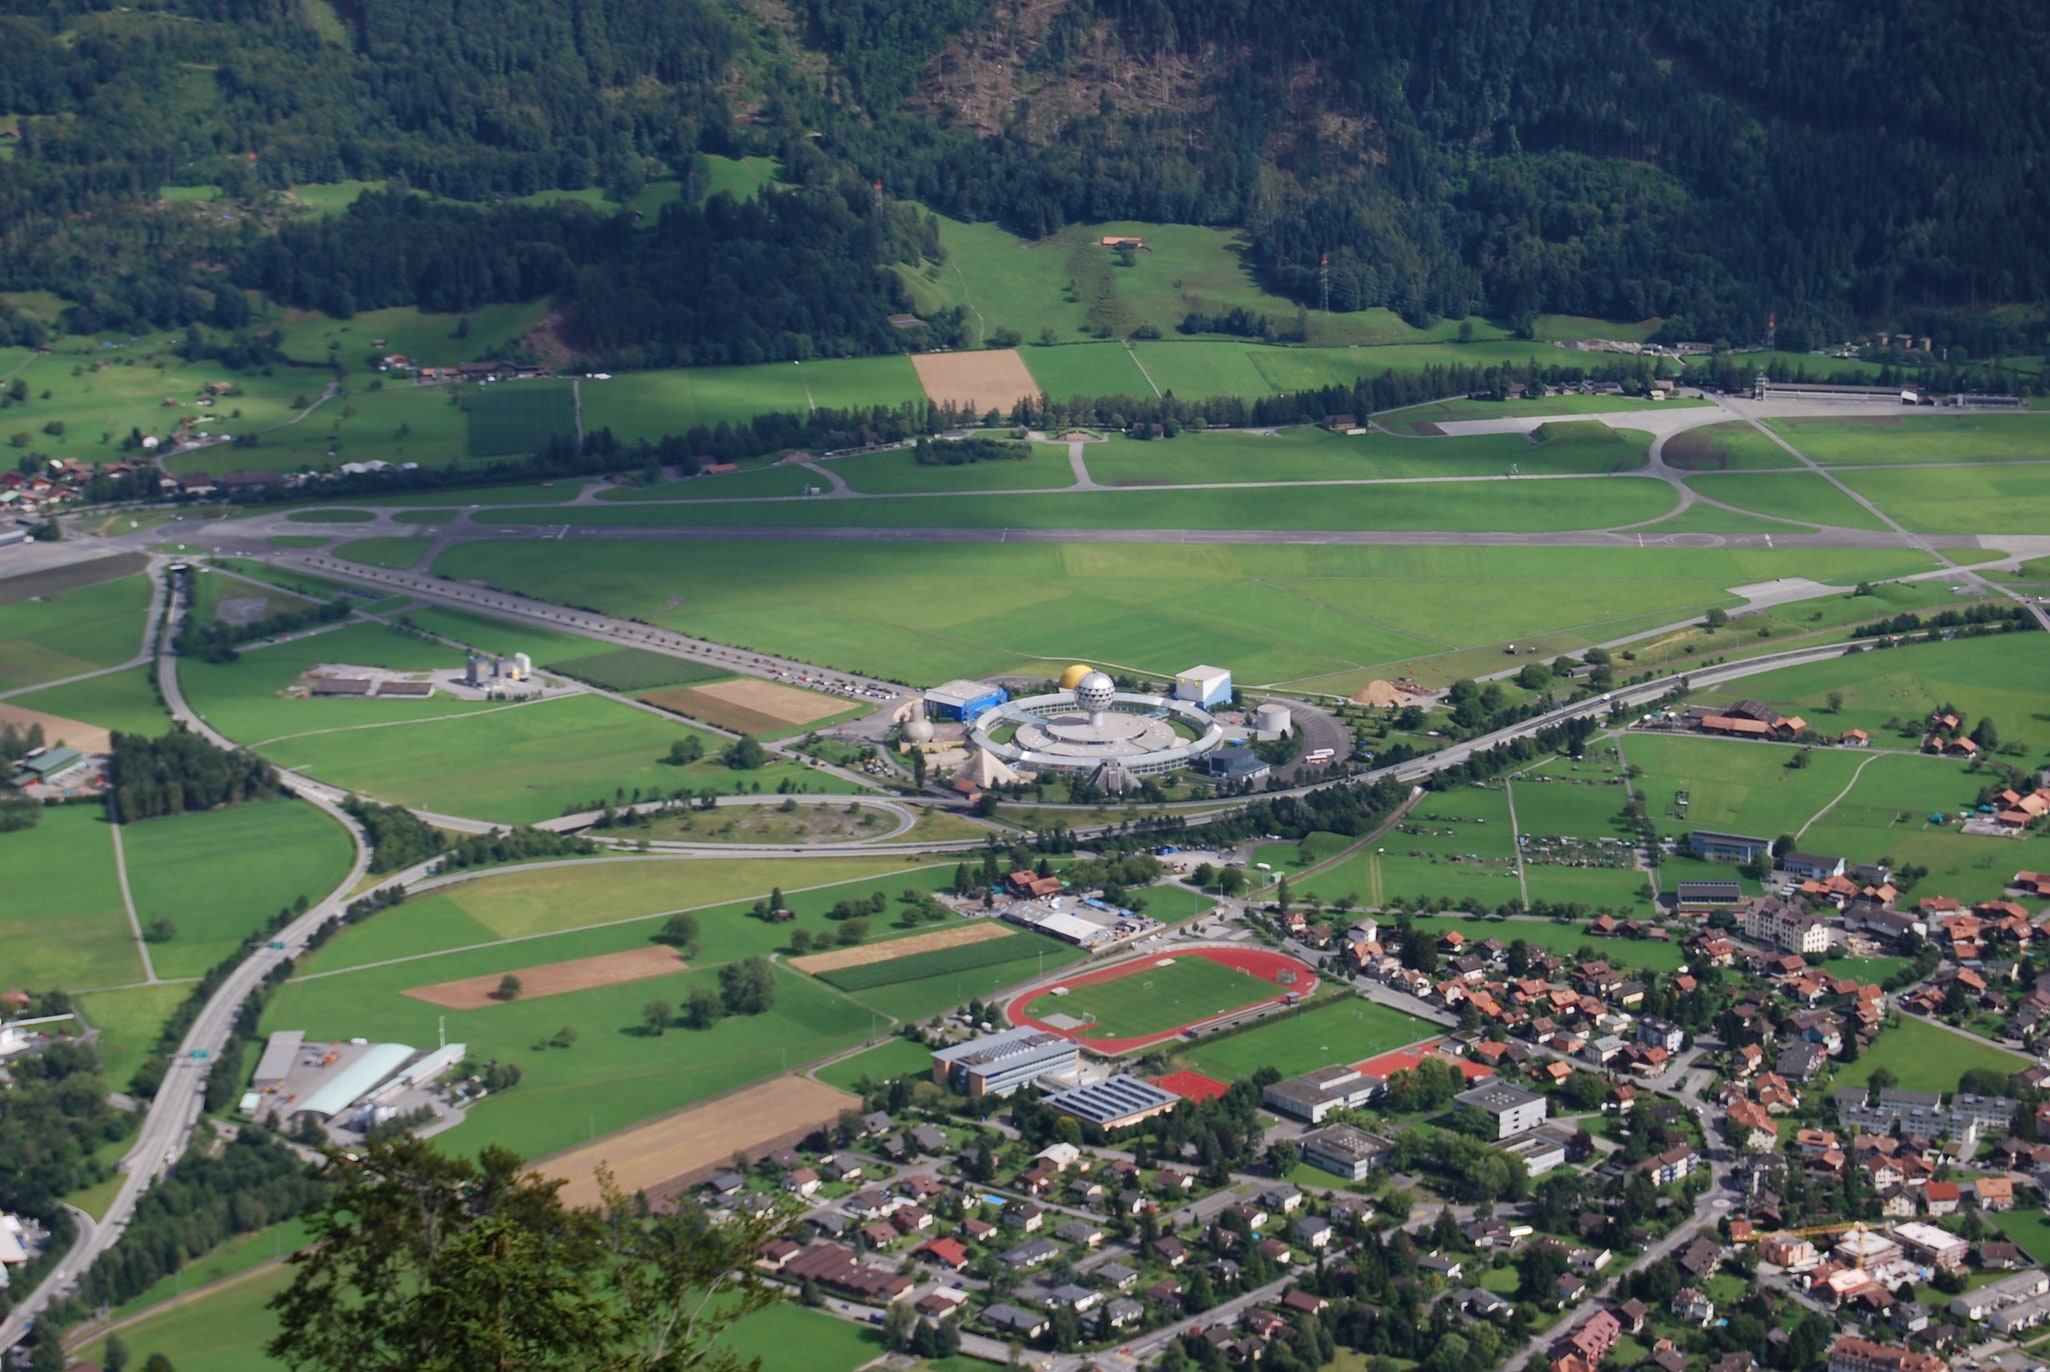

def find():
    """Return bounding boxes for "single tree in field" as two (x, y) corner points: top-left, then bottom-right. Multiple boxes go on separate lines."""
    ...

(495, 974), (522, 1001)
(642, 999), (672, 1036)
(788, 928), (814, 954)
(656, 912), (699, 949)
(685, 985), (725, 1030)
(551, 1025), (578, 1048)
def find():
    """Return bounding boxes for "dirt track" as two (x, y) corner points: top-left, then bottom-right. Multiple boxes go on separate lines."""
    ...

(401, 945), (686, 1010)
(910, 350), (1040, 412)
(539, 1075), (857, 1208)
(787, 920), (1010, 974)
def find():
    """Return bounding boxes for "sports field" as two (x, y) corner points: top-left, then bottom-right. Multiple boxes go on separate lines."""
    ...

(466, 381), (578, 457)
(120, 800), (356, 979)
(0, 804), (143, 988)
(0, 573), (150, 692)
(1834, 1016), (2028, 1094)
(1180, 997), (1435, 1081)
(429, 538), (1939, 692)
(1011, 946), (1316, 1052)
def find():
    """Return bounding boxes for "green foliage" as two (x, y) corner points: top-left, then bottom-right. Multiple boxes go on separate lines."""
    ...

(717, 956), (776, 1015)
(545, 649), (725, 692)
(107, 730), (283, 822)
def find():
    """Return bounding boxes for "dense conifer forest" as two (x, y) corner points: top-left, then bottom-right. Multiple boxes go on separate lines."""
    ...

(0, 0), (2044, 354)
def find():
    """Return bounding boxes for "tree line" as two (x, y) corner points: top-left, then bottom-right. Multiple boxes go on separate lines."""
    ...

(106, 730), (284, 822)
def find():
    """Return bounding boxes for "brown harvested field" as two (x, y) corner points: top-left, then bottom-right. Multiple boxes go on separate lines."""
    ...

(910, 350), (1040, 412)
(0, 702), (111, 755)
(788, 920), (1011, 975)
(540, 1075), (858, 1208)
(402, 946), (686, 1010)
(642, 677), (851, 734)
(0, 551), (148, 604)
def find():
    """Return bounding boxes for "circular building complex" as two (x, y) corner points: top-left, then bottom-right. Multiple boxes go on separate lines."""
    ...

(966, 671), (1228, 781)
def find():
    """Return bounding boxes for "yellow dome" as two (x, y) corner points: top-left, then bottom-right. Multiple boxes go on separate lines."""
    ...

(1057, 663), (1095, 690)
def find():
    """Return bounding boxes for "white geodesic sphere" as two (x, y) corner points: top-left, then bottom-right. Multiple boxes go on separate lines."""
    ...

(902, 718), (935, 743)
(1074, 671), (1116, 713)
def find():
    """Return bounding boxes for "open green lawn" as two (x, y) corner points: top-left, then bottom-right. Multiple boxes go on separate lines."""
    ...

(0, 573), (149, 691)
(1836, 463), (2050, 534)
(265, 300), (552, 368)
(1080, 424), (1647, 485)
(162, 382), (473, 476)
(1519, 865), (1655, 912)
(120, 800), (355, 978)
(1835, 1016), (2028, 1094)
(1022, 341), (1155, 400)
(1663, 422), (1806, 471)
(598, 463), (817, 502)
(577, 356), (925, 441)
(428, 538), (1939, 693)
(477, 474), (1682, 533)
(831, 442), (1077, 494)
(14, 664), (172, 737)
(0, 805), (142, 988)
(794, 355), (923, 413)
(1685, 471), (1894, 529)
(74, 1261), (297, 1372)
(1181, 997), (1436, 1081)
(335, 535), (435, 569)
(466, 379), (578, 457)
(1306, 787), (1520, 911)
(75, 982), (190, 1093)
(813, 1037), (939, 1093)
(1, 345), (315, 465)
(250, 690), (858, 826)
(1769, 412), (2050, 466)
(1795, 752), (2046, 903)
(382, 606), (610, 662)
(1623, 732), (1870, 842)
(1994, 1210), (2050, 1267)
(267, 862), (961, 1158)
(693, 154), (781, 204)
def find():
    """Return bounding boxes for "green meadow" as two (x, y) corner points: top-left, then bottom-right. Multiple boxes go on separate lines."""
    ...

(119, 800), (355, 978)
(163, 382), (472, 477)
(1835, 1016), (2028, 1094)
(1080, 424), (1647, 486)
(1794, 753), (2047, 903)
(0, 805), (142, 988)
(474, 473), (1682, 533)
(0, 573), (149, 691)
(1836, 462), (2050, 534)
(577, 356), (924, 441)
(465, 380), (578, 457)
(263, 300), (553, 367)
(430, 538), (1939, 691)
(1662, 422), (1805, 472)
(1768, 412), (2050, 466)
(1405, 914), (1687, 973)
(335, 535), (435, 569)
(598, 463), (818, 502)
(1684, 471), (1894, 530)
(14, 664), (172, 737)
(76, 982), (192, 1090)
(1309, 786), (1523, 911)
(1621, 733), (1870, 843)
(1022, 342), (1156, 401)
(829, 442), (1077, 494)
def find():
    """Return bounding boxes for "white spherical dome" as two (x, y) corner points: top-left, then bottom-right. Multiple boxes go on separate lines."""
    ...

(1074, 671), (1116, 713)
(902, 718), (934, 743)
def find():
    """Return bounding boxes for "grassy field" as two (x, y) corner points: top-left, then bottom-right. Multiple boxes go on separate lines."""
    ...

(577, 357), (925, 441)
(246, 691), (859, 826)
(597, 463), (819, 502)
(1769, 413), (2050, 466)
(429, 538), (1938, 693)
(1836, 463), (2050, 534)
(477, 474), (1682, 533)
(545, 647), (726, 691)
(264, 300), (553, 367)
(1835, 1016), (2029, 1094)
(1080, 424), (1647, 486)
(1689, 631), (2050, 750)
(75, 982), (190, 1092)
(831, 442), (1078, 494)
(1621, 733), (1871, 843)
(1181, 998), (1436, 1080)
(1663, 422), (1805, 471)
(0, 573), (149, 691)
(1021, 342), (1156, 400)
(0, 805), (143, 989)
(1795, 753), (2044, 903)
(334, 536), (434, 569)
(465, 380), (578, 457)
(119, 801), (355, 979)
(693, 154), (781, 204)
(162, 383), (474, 477)
(812, 1037), (937, 1092)
(1407, 914), (1687, 972)
(382, 606), (610, 662)
(1304, 786), (1522, 911)
(265, 861), (961, 1158)
(1995, 1210), (2050, 1268)
(1685, 471), (1894, 530)
(13, 664), (172, 737)
(74, 1261), (297, 1372)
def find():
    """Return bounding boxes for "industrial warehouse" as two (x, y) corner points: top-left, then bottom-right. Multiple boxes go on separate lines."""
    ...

(245, 1030), (470, 1138)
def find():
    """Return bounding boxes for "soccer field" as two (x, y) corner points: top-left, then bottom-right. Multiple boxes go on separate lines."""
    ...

(1015, 947), (1312, 1047)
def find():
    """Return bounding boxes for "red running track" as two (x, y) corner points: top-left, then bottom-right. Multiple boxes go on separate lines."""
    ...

(1005, 945), (1318, 1054)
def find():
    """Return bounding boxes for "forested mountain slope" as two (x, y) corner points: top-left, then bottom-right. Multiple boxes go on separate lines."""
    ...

(0, 0), (2043, 359)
